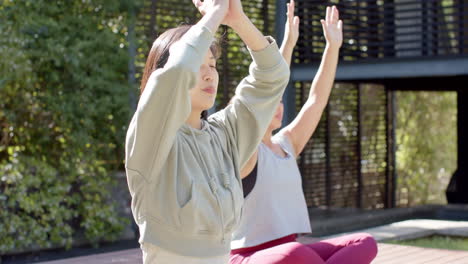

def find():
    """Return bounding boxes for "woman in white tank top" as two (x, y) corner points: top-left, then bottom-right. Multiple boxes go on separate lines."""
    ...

(230, 2), (378, 264)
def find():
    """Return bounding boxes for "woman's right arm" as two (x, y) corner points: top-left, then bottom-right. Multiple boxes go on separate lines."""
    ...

(125, 2), (227, 181)
(280, 6), (343, 156)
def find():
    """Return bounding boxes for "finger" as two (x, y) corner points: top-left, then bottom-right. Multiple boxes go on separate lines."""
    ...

(192, 0), (202, 8)
(287, 3), (293, 24)
(293, 16), (300, 28)
(321, 19), (327, 36)
(193, 0), (206, 14)
(337, 19), (343, 31)
(325, 6), (330, 23)
(289, 1), (293, 17)
(332, 6), (338, 24)
(290, 0), (295, 15)
(335, 6), (340, 22)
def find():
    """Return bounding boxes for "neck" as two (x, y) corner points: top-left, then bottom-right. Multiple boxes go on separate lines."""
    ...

(186, 110), (202, 129)
(262, 127), (274, 147)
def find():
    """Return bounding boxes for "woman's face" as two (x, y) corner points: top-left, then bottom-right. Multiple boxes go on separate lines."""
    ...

(269, 100), (284, 130)
(190, 50), (219, 112)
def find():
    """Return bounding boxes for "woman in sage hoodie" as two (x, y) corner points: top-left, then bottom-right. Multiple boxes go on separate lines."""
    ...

(124, 0), (290, 263)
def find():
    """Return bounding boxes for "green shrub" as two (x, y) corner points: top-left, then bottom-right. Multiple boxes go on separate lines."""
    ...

(0, 0), (137, 253)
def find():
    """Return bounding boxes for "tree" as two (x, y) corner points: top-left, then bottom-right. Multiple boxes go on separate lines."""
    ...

(0, 0), (137, 253)
(395, 91), (457, 206)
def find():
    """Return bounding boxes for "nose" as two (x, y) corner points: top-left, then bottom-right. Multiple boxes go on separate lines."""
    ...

(201, 65), (216, 82)
(203, 73), (213, 82)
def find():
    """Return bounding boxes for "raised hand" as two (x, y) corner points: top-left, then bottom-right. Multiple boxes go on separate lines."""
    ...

(195, 0), (268, 51)
(192, 0), (229, 18)
(321, 6), (343, 49)
(222, 0), (246, 28)
(283, 0), (300, 48)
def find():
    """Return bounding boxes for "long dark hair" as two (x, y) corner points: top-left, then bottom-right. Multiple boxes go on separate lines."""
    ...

(140, 25), (219, 120)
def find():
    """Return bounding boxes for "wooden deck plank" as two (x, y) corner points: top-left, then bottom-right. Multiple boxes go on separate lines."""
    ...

(398, 248), (458, 264)
(437, 253), (468, 264)
(38, 248), (142, 264)
(374, 244), (425, 262)
(373, 243), (468, 264)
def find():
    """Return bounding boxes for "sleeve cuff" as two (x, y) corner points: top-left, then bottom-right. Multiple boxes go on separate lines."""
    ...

(247, 36), (284, 69)
(167, 25), (215, 72)
(180, 25), (215, 56)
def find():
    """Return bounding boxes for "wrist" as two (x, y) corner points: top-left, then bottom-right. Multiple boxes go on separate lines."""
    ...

(205, 6), (228, 20)
(325, 42), (341, 51)
(283, 38), (297, 49)
(228, 13), (249, 30)
(280, 43), (294, 54)
(201, 8), (227, 32)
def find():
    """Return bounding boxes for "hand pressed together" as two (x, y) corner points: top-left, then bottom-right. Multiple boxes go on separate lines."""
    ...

(192, 0), (229, 18)
(192, 0), (247, 28)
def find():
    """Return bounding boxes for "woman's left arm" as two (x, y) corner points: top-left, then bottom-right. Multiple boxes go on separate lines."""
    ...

(281, 5), (343, 156)
(223, 0), (269, 51)
(203, 0), (289, 169)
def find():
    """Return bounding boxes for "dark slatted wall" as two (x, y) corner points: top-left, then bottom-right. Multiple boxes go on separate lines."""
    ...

(298, 81), (329, 207)
(328, 83), (359, 208)
(360, 84), (388, 209)
(291, 0), (468, 210)
(298, 81), (388, 209)
(294, 0), (467, 63)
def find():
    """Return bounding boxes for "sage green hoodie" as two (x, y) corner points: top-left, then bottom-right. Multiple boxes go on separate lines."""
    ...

(125, 25), (289, 258)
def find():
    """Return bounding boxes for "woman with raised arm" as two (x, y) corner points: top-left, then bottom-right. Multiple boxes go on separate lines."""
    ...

(230, 2), (378, 264)
(124, 0), (290, 262)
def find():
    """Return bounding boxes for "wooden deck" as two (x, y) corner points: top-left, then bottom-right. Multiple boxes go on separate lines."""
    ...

(374, 243), (468, 264)
(37, 248), (141, 264)
(36, 243), (468, 264)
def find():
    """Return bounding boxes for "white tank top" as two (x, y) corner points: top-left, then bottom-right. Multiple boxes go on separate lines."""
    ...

(231, 133), (311, 249)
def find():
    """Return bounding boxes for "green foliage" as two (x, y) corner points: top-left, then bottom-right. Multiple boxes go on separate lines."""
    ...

(0, 0), (137, 253)
(385, 235), (468, 251)
(395, 91), (457, 206)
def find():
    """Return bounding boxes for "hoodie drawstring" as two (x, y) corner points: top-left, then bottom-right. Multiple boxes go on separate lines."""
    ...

(189, 126), (227, 243)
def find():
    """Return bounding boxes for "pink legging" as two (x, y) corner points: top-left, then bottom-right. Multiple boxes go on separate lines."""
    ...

(230, 233), (378, 264)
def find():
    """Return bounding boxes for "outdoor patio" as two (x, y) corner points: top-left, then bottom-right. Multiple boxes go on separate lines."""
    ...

(31, 241), (468, 264)
(22, 217), (468, 264)
(2, 0), (468, 263)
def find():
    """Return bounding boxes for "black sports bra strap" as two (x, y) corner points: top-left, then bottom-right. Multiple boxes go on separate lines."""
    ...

(241, 161), (258, 198)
